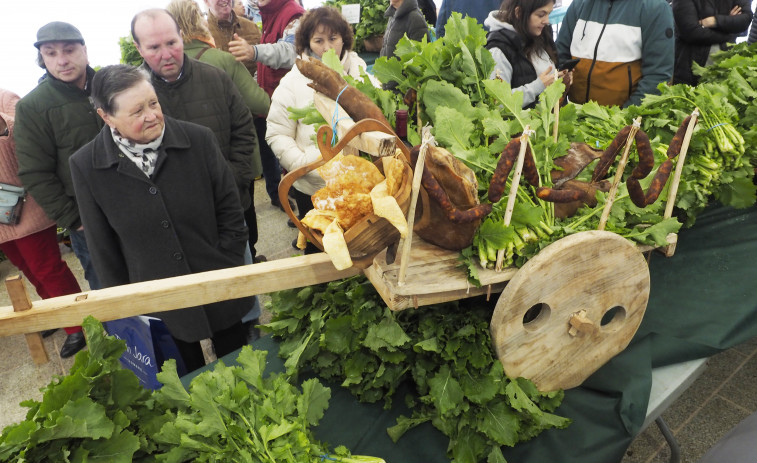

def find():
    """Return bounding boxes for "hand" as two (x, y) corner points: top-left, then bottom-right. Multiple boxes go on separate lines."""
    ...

(560, 70), (573, 89)
(730, 5), (742, 15)
(539, 66), (556, 87)
(228, 33), (256, 63)
(699, 16), (717, 28)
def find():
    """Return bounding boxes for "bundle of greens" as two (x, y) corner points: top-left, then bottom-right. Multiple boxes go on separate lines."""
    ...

(0, 317), (374, 463)
(264, 276), (571, 463)
(0, 317), (170, 462)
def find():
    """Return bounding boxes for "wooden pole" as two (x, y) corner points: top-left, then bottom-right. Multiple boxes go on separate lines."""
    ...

(398, 130), (433, 286)
(496, 127), (531, 271)
(664, 109), (699, 219)
(553, 70), (560, 143)
(6, 275), (49, 364)
(598, 117), (642, 231)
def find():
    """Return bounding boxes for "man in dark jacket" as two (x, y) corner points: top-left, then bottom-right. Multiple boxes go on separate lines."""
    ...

(132, 8), (263, 333)
(14, 21), (103, 358)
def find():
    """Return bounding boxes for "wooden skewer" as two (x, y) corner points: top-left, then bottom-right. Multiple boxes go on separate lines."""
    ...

(496, 126), (531, 271)
(398, 129), (433, 286)
(598, 117), (642, 231)
(553, 70), (560, 143)
(664, 109), (699, 219)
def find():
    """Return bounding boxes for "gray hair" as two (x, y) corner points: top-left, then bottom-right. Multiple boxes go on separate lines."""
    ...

(91, 64), (152, 115)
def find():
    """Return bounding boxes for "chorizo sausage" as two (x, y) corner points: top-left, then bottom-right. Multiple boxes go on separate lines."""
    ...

(522, 144), (540, 188)
(448, 203), (494, 223)
(627, 177), (647, 208)
(412, 146), (493, 223)
(488, 138), (519, 203)
(592, 125), (632, 183)
(626, 158), (674, 207)
(666, 116), (693, 159)
(535, 187), (588, 203)
(631, 130), (654, 180)
(644, 159), (674, 205)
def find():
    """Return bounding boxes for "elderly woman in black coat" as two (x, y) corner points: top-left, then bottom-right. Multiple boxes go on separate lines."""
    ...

(672, 0), (753, 85)
(70, 64), (252, 372)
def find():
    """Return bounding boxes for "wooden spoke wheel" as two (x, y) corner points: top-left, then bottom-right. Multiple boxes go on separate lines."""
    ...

(490, 230), (650, 391)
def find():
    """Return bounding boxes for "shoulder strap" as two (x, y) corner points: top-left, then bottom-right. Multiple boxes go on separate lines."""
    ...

(194, 46), (211, 60)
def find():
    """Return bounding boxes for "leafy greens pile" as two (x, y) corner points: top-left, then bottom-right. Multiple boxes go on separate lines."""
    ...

(368, 14), (683, 281)
(264, 276), (570, 463)
(0, 317), (372, 463)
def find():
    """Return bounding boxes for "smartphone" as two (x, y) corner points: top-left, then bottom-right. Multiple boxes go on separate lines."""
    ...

(558, 58), (580, 71)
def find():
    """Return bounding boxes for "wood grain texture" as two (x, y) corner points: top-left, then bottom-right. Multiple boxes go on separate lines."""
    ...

(0, 254), (361, 337)
(490, 230), (650, 391)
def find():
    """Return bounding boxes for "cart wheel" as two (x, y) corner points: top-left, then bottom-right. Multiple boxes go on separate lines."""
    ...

(490, 230), (650, 391)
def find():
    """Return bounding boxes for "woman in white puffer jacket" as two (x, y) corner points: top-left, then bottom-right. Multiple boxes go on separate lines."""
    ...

(266, 6), (380, 240)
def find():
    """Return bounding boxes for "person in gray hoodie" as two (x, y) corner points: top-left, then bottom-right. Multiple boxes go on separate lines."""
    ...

(380, 0), (429, 59)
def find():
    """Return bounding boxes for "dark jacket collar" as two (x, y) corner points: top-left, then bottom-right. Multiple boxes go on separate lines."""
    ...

(143, 55), (193, 89)
(43, 66), (96, 96)
(92, 116), (190, 174)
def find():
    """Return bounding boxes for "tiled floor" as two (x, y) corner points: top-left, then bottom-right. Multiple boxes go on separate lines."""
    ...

(2, 179), (756, 462)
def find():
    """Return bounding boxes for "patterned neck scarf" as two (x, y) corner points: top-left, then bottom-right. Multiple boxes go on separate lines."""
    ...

(110, 126), (165, 177)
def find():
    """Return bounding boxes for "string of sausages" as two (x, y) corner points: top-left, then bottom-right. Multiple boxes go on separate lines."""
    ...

(410, 146), (493, 223)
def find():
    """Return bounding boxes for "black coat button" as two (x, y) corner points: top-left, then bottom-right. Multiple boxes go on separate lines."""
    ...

(161, 220), (170, 228)
(149, 186), (158, 194)
(173, 252), (183, 260)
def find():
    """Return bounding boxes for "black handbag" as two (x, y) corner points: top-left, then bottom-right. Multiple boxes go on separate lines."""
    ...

(0, 182), (26, 225)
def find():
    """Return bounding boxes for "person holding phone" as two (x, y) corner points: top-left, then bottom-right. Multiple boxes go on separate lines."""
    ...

(485, 0), (570, 109)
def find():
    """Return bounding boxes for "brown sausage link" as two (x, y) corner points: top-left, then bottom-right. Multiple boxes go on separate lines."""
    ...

(592, 125), (632, 183)
(666, 116), (693, 159)
(403, 88), (417, 107)
(448, 203), (494, 223)
(631, 130), (654, 180)
(522, 144), (540, 187)
(644, 159), (674, 205)
(627, 177), (647, 208)
(411, 146), (492, 223)
(535, 187), (587, 203)
(488, 137), (519, 203)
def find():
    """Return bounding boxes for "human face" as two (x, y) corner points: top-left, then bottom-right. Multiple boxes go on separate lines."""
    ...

(98, 80), (165, 145)
(134, 13), (185, 82)
(527, 4), (554, 38)
(205, 0), (233, 20)
(389, 0), (403, 9)
(309, 26), (344, 60)
(39, 42), (89, 89)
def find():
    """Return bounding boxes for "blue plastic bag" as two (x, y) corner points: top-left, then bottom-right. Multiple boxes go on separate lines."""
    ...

(104, 316), (187, 389)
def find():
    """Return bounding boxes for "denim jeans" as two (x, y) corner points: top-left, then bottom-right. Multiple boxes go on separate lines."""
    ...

(69, 228), (101, 291)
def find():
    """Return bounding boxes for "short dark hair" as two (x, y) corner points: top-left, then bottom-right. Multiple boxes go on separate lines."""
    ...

(92, 64), (152, 115)
(131, 8), (181, 46)
(295, 6), (354, 58)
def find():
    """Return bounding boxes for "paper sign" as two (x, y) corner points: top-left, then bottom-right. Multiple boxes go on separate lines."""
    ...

(341, 4), (361, 24)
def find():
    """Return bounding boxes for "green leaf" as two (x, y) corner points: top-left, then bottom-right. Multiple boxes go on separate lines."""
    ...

(298, 378), (331, 426)
(428, 365), (464, 416)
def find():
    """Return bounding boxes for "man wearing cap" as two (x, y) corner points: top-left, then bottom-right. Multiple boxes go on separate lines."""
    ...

(14, 21), (103, 358)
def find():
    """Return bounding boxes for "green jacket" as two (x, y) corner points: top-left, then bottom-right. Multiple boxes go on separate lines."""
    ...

(144, 56), (258, 210)
(184, 39), (270, 118)
(15, 67), (103, 230)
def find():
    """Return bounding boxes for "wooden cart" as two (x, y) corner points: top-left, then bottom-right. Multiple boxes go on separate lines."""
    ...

(0, 98), (695, 392)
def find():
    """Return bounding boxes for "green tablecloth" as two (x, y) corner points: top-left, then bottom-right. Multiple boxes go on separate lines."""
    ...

(184, 203), (757, 463)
